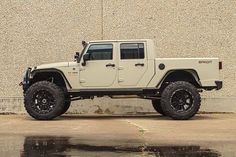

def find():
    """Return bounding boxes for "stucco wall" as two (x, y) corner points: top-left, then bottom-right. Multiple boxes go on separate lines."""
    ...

(0, 0), (236, 113)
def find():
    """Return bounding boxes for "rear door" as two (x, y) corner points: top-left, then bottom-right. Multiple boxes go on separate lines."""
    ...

(118, 42), (148, 86)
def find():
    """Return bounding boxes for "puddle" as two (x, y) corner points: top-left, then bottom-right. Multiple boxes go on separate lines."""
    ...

(19, 136), (221, 157)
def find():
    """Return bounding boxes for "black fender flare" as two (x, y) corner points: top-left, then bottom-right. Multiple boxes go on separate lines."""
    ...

(31, 68), (72, 89)
(157, 69), (201, 88)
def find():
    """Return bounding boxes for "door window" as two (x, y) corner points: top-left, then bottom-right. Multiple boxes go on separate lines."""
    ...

(86, 44), (113, 60)
(120, 43), (144, 59)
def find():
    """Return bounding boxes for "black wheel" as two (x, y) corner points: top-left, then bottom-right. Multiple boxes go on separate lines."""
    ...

(60, 100), (71, 115)
(152, 99), (166, 116)
(161, 81), (201, 120)
(24, 81), (65, 120)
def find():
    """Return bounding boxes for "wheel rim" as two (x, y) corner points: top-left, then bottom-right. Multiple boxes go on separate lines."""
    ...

(170, 89), (194, 112)
(32, 90), (56, 114)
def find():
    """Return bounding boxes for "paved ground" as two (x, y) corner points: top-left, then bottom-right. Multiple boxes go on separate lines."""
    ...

(0, 113), (236, 156)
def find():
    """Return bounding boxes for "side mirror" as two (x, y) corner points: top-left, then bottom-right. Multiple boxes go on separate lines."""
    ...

(74, 52), (80, 63)
(82, 53), (90, 66)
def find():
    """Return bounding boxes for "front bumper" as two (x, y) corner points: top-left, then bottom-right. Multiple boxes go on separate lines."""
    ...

(20, 68), (31, 92)
(215, 81), (223, 90)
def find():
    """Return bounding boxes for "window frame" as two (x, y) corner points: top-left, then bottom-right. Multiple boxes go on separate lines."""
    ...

(119, 43), (145, 60)
(84, 43), (114, 61)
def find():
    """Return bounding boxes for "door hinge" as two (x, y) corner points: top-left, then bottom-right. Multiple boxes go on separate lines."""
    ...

(118, 78), (124, 82)
(118, 66), (124, 70)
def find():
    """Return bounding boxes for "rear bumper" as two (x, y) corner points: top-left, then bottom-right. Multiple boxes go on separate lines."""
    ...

(215, 80), (223, 90)
(202, 80), (223, 91)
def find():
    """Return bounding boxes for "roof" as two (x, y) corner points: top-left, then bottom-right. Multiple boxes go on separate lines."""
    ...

(88, 39), (152, 43)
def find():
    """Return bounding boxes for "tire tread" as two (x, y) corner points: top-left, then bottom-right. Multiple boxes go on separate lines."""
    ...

(161, 81), (201, 120)
(24, 81), (65, 120)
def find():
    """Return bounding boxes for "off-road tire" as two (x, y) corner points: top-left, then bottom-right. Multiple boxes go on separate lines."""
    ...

(152, 99), (166, 116)
(24, 81), (65, 120)
(160, 81), (201, 120)
(60, 100), (71, 115)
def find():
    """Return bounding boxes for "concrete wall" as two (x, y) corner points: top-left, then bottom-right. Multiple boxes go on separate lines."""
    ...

(0, 0), (236, 114)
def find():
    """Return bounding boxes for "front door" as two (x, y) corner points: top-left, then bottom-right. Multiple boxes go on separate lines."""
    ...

(118, 43), (148, 86)
(79, 44), (117, 87)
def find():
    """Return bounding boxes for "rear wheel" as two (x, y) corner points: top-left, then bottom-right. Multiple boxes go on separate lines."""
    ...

(152, 99), (166, 116)
(161, 81), (201, 120)
(24, 81), (65, 120)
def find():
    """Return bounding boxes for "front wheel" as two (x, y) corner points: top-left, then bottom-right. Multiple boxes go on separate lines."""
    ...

(24, 81), (65, 120)
(60, 100), (71, 115)
(161, 81), (201, 120)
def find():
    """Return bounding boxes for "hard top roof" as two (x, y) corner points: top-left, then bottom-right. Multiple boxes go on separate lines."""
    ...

(88, 39), (152, 43)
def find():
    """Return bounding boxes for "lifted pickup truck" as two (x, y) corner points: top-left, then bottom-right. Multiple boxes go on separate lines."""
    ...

(21, 39), (222, 120)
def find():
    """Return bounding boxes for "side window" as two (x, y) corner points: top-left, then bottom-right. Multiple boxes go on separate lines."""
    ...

(86, 44), (113, 60)
(120, 43), (144, 59)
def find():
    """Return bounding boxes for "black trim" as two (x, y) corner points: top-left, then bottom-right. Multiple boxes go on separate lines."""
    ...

(22, 67), (31, 92)
(219, 61), (223, 70)
(215, 81), (223, 90)
(159, 63), (165, 70)
(31, 68), (72, 89)
(78, 44), (88, 63)
(156, 69), (201, 87)
(201, 81), (223, 90)
(68, 88), (158, 97)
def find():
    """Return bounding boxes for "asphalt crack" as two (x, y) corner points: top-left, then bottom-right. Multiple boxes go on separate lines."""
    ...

(123, 119), (150, 155)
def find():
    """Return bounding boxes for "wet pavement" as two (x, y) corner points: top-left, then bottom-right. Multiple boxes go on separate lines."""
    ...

(0, 114), (235, 156)
(1, 135), (222, 157)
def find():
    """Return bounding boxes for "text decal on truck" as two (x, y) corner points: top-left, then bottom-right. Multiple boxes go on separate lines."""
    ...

(198, 60), (213, 64)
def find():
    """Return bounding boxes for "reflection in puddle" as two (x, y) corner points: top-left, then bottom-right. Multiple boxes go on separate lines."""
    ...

(21, 136), (221, 157)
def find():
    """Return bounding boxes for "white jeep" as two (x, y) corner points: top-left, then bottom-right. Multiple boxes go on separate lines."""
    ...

(21, 39), (222, 120)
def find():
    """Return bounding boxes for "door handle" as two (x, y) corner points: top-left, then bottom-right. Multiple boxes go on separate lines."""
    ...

(106, 63), (115, 67)
(135, 63), (144, 66)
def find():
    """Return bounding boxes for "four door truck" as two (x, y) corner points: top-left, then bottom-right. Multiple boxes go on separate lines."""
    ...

(21, 39), (223, 120)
